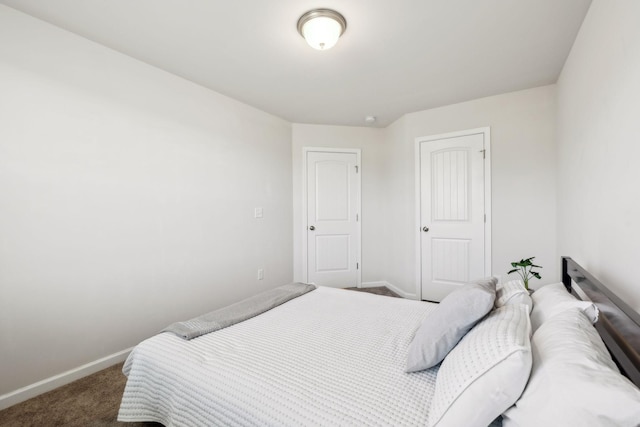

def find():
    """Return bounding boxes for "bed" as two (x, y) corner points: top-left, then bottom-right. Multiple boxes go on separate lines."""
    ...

(118, 257), (640, 426)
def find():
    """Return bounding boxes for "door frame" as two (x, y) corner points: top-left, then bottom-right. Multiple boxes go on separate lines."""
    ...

(302, 147), (362, 287)
(414, 127), (492, 300)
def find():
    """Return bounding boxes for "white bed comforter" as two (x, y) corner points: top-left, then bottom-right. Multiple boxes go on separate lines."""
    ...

(118, 287), (439, 426)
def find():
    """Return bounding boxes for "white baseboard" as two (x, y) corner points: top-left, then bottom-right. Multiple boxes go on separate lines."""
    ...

(0, 347), (133, 411)
(361, 281), (418, 300)
(360, 281), (387, 288)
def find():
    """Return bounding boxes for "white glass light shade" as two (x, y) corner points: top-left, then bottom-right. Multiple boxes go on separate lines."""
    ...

(297, 9), (346, 51)
(302, 16), (342, 50)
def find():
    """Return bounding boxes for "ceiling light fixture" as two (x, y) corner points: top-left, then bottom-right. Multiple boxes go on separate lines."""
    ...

(297, 9), (347, 51)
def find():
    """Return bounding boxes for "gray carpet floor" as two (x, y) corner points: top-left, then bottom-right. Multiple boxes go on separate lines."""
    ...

(344, 285), (400, 298)
(0, 286), (399, 426)
(0, 362), (158, 427)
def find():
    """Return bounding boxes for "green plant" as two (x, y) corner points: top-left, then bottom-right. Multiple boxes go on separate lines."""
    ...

(508, 257), (542, 290)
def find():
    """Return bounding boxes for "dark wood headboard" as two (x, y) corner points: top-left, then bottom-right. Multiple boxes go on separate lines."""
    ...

(562, 256), (640, 387)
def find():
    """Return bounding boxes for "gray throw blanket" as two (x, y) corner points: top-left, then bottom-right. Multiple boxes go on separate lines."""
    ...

(163, 282), (316, 340)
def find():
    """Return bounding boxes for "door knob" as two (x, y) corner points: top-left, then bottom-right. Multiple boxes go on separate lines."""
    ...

(309, 225), (315, 231)
(422, 226), (429, 232)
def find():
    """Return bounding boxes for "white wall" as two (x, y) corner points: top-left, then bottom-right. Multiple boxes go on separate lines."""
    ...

(384, 86), (558, 296)
(0, 5), (292, 397)
(292, 87), (557, 299)
(381, 116), (415, 295)
(557, 0), (640, 313)
(292, 124), (387, 285)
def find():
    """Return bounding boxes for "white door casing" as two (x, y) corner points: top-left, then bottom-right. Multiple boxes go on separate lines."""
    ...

(303, 148), (361, 287)
(416, 128), (491, 301)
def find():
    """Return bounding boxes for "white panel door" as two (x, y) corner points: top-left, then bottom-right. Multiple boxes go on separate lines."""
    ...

(420, 133), (486, 301)
(307, 151), (359, 287)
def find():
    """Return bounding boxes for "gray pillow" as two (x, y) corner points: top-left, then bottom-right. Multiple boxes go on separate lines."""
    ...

(406, 277), (497, 372)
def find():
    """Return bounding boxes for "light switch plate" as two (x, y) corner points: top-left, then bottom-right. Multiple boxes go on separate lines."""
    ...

(254, 207), (263, 218)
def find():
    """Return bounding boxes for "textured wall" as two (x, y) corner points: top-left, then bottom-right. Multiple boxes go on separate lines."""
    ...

(0, 5), (293, 396)
(385, 86), (558, 297)
(557, 0), (640, 313)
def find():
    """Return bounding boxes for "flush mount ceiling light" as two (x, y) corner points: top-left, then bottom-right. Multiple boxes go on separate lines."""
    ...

(297, 9), (347, 51)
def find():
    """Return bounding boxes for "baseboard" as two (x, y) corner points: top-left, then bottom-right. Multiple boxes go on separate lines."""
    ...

(360, 281), (387, 288)
(0, 347), (133, 411)
(361, 281), (418, 300)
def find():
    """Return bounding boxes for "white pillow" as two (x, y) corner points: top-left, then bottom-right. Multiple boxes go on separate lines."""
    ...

(530, 282), (598, 332)
(495, 279), (532, 313)
(406, 277), (497, 372)
(428, 304), (532, 427)
(502, 308), (640, 427)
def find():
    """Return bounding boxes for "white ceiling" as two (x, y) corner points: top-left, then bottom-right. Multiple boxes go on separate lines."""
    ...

(1, 0), (592, 127)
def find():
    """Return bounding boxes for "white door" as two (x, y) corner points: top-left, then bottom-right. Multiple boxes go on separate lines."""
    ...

(306, 151), (360, 287)
(419, 132), (488, 301)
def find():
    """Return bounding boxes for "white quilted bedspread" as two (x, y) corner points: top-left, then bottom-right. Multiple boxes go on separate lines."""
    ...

(118, 287), (439, 426)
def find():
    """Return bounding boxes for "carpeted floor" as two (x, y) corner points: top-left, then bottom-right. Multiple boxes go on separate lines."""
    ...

(343, 285), (400, 298)
(0, 362), (158, 427)
(0, 286), (399, 426)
